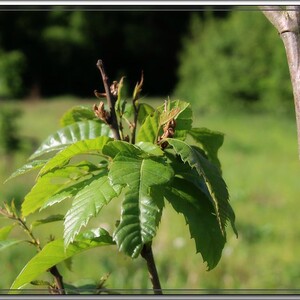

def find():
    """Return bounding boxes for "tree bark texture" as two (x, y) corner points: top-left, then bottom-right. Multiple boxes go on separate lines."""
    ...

(260, 6), (300, 158)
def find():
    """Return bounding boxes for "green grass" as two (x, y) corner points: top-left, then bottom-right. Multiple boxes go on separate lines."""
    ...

(1, 97), (300, 292)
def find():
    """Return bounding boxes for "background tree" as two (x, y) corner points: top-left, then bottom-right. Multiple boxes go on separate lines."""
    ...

(174, 10), (293, 114)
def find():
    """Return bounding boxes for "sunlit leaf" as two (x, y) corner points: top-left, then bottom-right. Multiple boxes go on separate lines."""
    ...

(137, 103), (155, 125)
(22, 165), (94, 216)
(0, 225), (14, 240)
(60, 106), (97, 126)
(136, 110), (160, 144)
(30, 121), (112, 160)
(10, 228), (114, 291)
(0, 239), (26, 252)
(64, 173), (122, 247)
(31, 215), (64, 228)
(39, 136), (112, 175)
(102, 140), (143, 159)
(4, 160), (48, 183)
(109, 151), (173, 258)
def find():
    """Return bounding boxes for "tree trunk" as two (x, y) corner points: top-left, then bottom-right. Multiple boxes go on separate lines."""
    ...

(260, 6), (300, 158)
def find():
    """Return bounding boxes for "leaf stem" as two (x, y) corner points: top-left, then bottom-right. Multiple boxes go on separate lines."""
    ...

(96, 60), (121, 141)
(141, 243), (163, 295)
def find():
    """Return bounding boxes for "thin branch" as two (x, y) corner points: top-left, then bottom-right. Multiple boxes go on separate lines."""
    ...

(141, 243), (162, 295)
(96, 60), (121, 140)
(12, 211), (66, 294)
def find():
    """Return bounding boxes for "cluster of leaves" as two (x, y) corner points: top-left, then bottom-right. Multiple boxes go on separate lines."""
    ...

(1, 75), (237, 292)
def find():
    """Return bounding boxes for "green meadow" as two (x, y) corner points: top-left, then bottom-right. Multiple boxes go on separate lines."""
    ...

(1, 97), (300, 292)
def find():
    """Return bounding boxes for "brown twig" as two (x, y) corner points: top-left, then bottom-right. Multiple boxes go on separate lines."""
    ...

(141, 243), (163, 295)
(96, 60), (121, 140)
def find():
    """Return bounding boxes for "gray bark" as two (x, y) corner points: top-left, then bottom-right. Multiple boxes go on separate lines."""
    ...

(260, 6), (300, 158)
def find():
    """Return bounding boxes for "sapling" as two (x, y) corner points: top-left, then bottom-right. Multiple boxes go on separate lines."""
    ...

(1, 60), (237, 294)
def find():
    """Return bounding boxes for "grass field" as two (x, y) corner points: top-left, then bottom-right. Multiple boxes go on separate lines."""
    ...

(1, 97), (300, 292)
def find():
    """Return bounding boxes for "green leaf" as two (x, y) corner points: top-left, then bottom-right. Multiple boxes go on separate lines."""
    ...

(64, 173), (122, 247)
(22, 164), (94, 216)
(102, 140), (143, 159)
(0, 239), (25, 252)
(189, 127), (224, 170)
(135, 142), (164, 156)
(158, 100), (193, 140)
(39, 136), (112, 175)
(60, 106), (97, 126)
(30, 121), (112, 160)
(31, 215), (64, 228)
(167, 138), (237, 237)
(137, 103), (155, 125)
(164, 178), (226, 270)
(10, 228), (114, 291)
(109, 151), (174, 258)
(0, 225), (14, 240)
(4, 160), (48, 183)
(38, 161), (104, 211)
(136, 110), (160, 144)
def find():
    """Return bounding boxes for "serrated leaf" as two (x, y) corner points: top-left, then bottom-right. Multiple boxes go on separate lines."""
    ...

(164, 178), (226, 270)
(31, 215), (64, 228)
(22, 165), (94, 216)
(60, 106), (97, 127)
(4, 160), (48, 183)
(39, 136), (112, 175)
(109, 151), (173, 258)
(137, 103), (155, 125)
(64, 173), (122, 247)
(30, 121), (112, 160)
(165, 151), (210, 198)
(136, 110), (160, 144)
(102, 140), (143, 159)
(0, 239), (25, 252)
(189, 127), (224, 170)
(167, 138), (237, 237)
(10, 228), (114, 291)
(0, 225), (14, 240)
(38, 162), (104, 211)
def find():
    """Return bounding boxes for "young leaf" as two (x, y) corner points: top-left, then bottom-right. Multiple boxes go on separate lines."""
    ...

(39, 161), (105, 211)
(135, 142), (164, 156)
(64, 173), (122, 247)
(31, 215), (64, 228)
(10, 228), (114, 291)
(39, 136), (112, 175)
(60, 106), (97, 126)
(136, 110), (160, 144)
(109, 151), (174, 258)
(0, 239), (26, 252)
(167, 138), (237, 237)
(22, 165), (95, 216)
(4, 160), (48, 183)
(164, 178), (226, 270)
(137, 103), (155, 125)
(30, 121), (112, 160)
(189, 127), (224, 170)
(0, 225), (14, 240)
(103, 140), (143, 159)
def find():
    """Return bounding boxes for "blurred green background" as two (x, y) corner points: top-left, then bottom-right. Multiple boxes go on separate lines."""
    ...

(1, 6), (300, 292)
